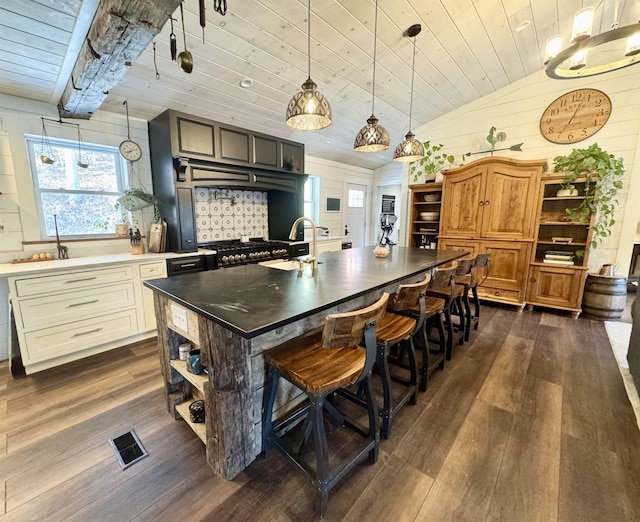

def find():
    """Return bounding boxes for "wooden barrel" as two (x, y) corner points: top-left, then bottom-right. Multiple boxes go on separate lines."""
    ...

(582, 274), (627, 321)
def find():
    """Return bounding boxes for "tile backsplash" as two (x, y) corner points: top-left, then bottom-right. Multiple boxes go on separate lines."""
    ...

(194, 187), (269, 243)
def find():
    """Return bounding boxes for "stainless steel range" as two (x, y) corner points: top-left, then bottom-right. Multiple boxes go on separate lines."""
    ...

(201, 238), (290, 268)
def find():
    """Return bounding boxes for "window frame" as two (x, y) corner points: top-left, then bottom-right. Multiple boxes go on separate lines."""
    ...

(303, 175), (320, 224)
(26, 134), (128, 240)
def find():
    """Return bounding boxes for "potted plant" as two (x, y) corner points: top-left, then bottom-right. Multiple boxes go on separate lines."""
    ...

(116, 188), (161, 223)
(553, 143), (624, 251)
(409, 141), (455, 183)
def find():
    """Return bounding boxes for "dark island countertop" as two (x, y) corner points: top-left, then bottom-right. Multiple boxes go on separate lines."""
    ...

(144, 246), (466, 338)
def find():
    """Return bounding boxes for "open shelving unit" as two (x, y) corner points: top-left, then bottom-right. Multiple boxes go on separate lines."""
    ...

(408, 182), (443, 249)
(170, 359), (207, 443)
(527, 174), (594, 317)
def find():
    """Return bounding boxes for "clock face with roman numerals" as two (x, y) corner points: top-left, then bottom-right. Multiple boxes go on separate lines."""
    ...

(540, 88), (611, 144)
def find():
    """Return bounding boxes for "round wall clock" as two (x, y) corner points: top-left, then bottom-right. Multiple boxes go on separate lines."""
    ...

(540, 88), (611, 144)
(119, 139), (142, 162)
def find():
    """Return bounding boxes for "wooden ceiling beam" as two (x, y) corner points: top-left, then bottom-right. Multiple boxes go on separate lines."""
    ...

(58, 0), (182, 119)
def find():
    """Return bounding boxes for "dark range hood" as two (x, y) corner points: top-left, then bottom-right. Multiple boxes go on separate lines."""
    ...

(149, 110), (308, 253)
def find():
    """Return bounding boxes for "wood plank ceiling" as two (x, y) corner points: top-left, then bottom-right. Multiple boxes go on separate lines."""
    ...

(0, 0), (638, 170)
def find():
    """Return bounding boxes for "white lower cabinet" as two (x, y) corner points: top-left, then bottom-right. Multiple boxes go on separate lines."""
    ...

(8, 259), (167, 374)
(316, 239), (343, 254)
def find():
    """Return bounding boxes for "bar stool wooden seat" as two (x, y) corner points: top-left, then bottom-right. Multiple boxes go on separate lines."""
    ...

(374, 276), (430, 438)
(262, 293), (389, 518)
(456, 253), (491, 335)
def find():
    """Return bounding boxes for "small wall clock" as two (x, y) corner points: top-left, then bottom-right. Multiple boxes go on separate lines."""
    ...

(540, 88), (611, 144)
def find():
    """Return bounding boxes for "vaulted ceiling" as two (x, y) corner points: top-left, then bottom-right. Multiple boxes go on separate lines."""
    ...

(1, 0), (638, 170)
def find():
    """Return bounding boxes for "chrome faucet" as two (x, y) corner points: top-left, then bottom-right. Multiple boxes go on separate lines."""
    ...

(289, 216), (318, 273)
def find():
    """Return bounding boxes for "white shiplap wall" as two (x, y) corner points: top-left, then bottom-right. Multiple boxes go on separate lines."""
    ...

(305, 156), (375, 244)
(387, 67), (640, 274)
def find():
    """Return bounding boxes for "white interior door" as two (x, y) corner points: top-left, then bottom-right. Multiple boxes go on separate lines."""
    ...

(345, 183), (367, 247)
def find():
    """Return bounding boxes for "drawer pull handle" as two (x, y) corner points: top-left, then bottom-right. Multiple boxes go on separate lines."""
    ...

(180, 263), (196, 268)
(72, 327), (103, 338)
(65, 277), (97, 284)
(67, 299), (99, 308)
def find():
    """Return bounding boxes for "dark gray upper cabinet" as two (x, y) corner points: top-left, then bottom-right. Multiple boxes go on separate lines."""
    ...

(159, 110), (304, 173)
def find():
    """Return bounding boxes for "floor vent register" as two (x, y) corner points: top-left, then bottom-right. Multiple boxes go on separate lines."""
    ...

(109, 429), (148, 470)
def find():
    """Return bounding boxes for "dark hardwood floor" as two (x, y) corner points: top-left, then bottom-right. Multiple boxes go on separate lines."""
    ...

(1, 303), (639, 521)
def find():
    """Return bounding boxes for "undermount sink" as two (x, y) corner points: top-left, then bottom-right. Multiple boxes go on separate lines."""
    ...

(258, 259), (302, 271)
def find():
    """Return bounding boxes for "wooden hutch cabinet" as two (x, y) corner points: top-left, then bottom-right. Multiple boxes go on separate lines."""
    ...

(438, 157), (547, 310)
(526, 173), (594, 318)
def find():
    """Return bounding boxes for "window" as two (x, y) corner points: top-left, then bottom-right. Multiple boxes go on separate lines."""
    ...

(27, 135), (126, 238)
(303, 175), (320, 223)
(348, 189), (364, 208)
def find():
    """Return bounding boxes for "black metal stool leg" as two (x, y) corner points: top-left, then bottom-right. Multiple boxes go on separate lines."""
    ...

(376, 344), (393, 439)
(310, 394), (330, 518)
(262, 367), (279, 456)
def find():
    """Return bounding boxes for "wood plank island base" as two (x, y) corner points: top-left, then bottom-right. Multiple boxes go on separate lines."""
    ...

(144, 246), (466, 479)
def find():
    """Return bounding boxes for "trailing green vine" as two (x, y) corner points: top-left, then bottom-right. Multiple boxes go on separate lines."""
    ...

(553, 143), (624, 250)
(409, 141), (455, 183)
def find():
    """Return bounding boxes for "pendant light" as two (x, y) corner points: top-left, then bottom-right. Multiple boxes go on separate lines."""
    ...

(393, 24), (425, 163)
(353, 0), (389, 152)
(285, 0), (332, 131)
(39, 118), (55, 164)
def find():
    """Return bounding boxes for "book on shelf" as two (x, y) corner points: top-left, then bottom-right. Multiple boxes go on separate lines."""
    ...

(545, 250), (573, 257)
(545, 254), (574, 261)
(542, 258), (574, 265)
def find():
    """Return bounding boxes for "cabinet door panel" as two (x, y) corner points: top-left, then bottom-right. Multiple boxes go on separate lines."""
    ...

(177, 117), (215, 158)
(482, 164), (540, 239)
(527, 266), (584, 309)
(441, 166), (486, 237)
(253, 135), (278, 168)
(220, 127), (250, 163)
(480, 241), (530, 292)
(177, 187), (197, 252)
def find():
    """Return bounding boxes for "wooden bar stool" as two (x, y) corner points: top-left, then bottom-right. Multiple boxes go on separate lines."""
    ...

(374, 276), (431, 439)
(424, 264), (461, 361)
(391, 270), (454, 391)
(262, 293), (389, 518)
(442, 256), (476, 343)
(457, 253), (491, 334)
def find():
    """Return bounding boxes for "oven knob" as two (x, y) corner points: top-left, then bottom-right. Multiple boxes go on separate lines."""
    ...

(240, 254), (247, 260)
(234, 254), (241, 262)
(249, 252), (255, 259)
(222, 256), (229, 264)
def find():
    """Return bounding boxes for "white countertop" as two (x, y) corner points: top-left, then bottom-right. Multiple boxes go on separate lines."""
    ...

(0, 250), (212, 277)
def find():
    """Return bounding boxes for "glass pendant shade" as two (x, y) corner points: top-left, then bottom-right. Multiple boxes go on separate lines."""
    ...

(571, 7), (595, 42)
(286, 78), (332, 131)
(393, 131), (425, 163)
(570, 49), (588, 70)
(544, 35), (564, 65)
(354, 116), (390, 152)
(626, 32), (640, 56)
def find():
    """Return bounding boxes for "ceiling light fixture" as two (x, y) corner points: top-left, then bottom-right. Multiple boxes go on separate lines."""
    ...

(285, 0), (332, 131)
(354, 0), (389, 152)
(545, 0), (640, 78)
(393, 24), (425, 163)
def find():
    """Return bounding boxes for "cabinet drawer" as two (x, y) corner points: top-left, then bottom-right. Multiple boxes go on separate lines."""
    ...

(477, 286), (521, 303)
(19, 282), (136, 330)
(139, 261), (166, 279)
(23, 309), (138, 363)
(15, 265), (134, 297)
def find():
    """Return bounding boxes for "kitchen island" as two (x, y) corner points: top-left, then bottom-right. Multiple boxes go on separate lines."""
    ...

(145, 246), (466, 479)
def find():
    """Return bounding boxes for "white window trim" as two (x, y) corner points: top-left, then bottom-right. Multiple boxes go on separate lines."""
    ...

(25, 134), (127, 240)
